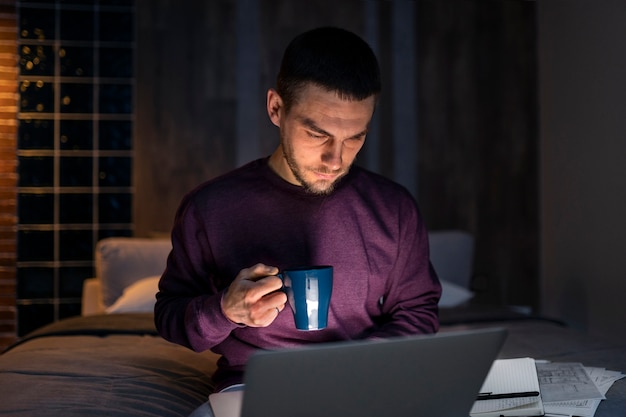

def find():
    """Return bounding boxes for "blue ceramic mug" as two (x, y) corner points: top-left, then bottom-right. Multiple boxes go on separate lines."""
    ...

(278, 265), (333, 331)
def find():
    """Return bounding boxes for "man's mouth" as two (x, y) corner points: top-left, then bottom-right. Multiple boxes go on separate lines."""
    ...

(312, 170), (341, 181)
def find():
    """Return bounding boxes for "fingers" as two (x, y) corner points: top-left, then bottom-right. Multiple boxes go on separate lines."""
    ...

(246, 291), (287, 327)
(241, 263), (280, 282)
(249, 289), (287, 315)
(233, 264), (283, 305)
(241, 264), (283, 299)
(222, 263), (287, 327)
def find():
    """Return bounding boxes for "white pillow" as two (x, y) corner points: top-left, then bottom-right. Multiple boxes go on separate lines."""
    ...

(105, 276), (160, 314)
(96, 237), (171, 308)
(438, 279), (474, 307)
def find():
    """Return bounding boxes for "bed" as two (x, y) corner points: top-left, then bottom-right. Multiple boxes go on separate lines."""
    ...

(1, 238), (221, 417)
(0, 313), (218, 416)
(1, 237), (624, 416)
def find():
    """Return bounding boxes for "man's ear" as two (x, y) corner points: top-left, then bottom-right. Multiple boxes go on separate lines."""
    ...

(267, 89), (283, 127)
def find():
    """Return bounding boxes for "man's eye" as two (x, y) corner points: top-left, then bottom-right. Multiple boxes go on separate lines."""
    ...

(343, 138), (363, 149)
(307, 131), (325, 139)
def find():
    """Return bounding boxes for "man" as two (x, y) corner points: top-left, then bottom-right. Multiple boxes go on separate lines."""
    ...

(155, 26), (441, 410)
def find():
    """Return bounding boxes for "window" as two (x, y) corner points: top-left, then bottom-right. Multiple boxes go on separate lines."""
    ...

(16, 0), (135, 335)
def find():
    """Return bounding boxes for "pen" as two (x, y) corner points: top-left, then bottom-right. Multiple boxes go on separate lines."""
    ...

(476, 391), (540, 400)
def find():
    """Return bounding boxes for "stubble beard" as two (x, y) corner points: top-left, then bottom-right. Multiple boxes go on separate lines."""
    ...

(280, 136), (347, 196)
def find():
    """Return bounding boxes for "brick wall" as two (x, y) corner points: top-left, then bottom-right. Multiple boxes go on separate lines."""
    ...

(0, 2), (17, 351)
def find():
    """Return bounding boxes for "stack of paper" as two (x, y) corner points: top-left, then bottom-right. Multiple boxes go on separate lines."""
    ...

(470, 358), (624, 417)
(537, 362), (625, 417)
(470, 357), (544, 417)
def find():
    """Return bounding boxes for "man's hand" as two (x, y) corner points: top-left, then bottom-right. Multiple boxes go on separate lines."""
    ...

(221, 263), (287, 327)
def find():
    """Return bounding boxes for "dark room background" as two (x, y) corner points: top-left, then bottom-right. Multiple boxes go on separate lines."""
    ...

(134, 0), (538, 309)
(7, 0), (540, 341)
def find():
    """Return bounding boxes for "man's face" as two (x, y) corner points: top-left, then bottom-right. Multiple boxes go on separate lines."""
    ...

(267, 84), (376, 195)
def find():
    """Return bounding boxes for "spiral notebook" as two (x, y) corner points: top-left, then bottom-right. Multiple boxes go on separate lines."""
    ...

(209, 328), (507, 417)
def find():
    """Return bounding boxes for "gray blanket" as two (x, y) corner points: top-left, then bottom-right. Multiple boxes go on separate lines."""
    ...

(2, 310), (624, 416)
(0, 314), (218, 417)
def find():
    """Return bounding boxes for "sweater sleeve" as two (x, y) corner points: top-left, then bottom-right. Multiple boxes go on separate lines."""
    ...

(364, 196), (442, 339)
(154, 194), (239, 352)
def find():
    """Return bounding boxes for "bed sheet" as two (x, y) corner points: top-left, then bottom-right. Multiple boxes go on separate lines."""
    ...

(0, 313), (218, 417)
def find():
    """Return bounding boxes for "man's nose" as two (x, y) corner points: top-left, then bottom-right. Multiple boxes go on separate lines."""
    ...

(321, 139), (342, 170)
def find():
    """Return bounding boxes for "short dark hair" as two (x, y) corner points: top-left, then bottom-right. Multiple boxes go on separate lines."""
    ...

(276, 26), (381, 112)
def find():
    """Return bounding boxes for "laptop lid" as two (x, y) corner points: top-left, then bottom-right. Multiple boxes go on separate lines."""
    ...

(239, 327), (507, 417)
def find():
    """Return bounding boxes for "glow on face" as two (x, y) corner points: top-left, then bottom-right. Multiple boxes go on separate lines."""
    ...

(277, 85), (375, 195)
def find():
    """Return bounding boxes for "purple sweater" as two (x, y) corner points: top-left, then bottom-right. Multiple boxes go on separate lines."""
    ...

(154, 158), (441, 390)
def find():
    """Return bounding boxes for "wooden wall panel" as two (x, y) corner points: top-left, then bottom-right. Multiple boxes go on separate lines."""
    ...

(417, 1), (538, 307)
(134, 0), (238, 236)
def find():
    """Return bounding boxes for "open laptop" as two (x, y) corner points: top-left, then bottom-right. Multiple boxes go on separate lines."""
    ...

(209, 327), (507, 417)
